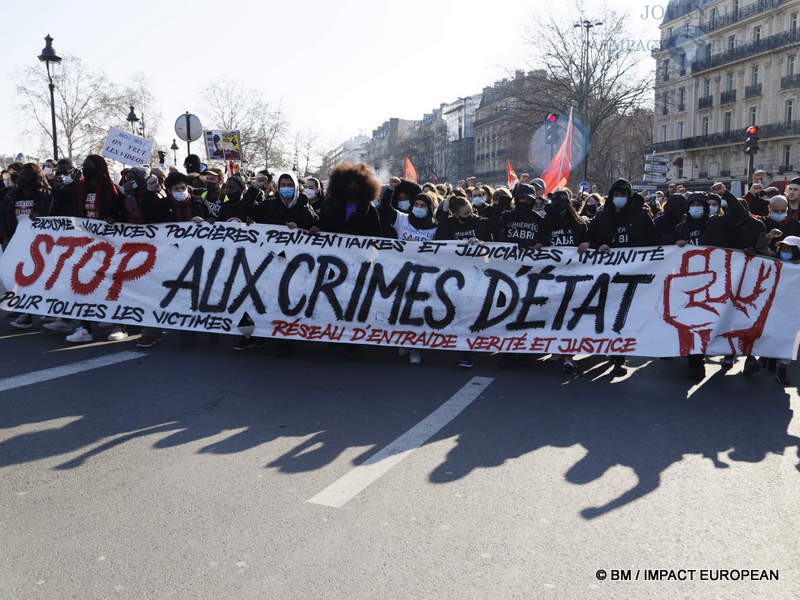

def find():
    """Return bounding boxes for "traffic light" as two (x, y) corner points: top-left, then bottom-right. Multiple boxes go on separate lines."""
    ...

(745, 125), (760, 155)
(545, 113), (560, 145)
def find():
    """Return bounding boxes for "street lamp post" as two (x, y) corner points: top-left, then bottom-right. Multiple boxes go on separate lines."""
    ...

(170, 139), (179, 166)
(574, 18), (603, 182)
(38, 34), (62, 160)
(126, 105), (139, 134)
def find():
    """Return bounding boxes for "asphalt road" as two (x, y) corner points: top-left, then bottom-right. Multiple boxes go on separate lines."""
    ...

(0, 321), (798, 599)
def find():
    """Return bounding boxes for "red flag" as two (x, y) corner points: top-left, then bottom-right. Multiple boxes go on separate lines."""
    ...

(540, 108), (574, 195)
(402, 156), (418, 183)
(506, 159), (519, 189)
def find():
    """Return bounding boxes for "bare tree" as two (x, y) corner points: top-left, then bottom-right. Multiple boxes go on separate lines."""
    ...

(200, 77), (289, 169)
(524, 9), (654, 183)
(16, 56), (120, 160)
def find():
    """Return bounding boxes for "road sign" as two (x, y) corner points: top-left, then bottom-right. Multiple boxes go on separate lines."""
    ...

(645, 155), (671, 164)
(634, 184), (658, 191)
(642, 173), (668, 183)
(175, 113), (202, 142)
(644, 164), (670, 174)
(579, 181), (589, 193)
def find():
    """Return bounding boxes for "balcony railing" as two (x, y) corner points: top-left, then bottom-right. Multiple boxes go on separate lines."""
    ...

(745, 83), (763, 98)
(720, 170), (731, 177)
(720, 89), (737, 104)
(779, 164), (794, 172)
(652, 119), (800, 153)
(781, 74), (800, 90)
(692, 29), (800, 73)
(699, 95), (713, 109)
(701, 0), (788, 35)
(678, 103), (686, 112)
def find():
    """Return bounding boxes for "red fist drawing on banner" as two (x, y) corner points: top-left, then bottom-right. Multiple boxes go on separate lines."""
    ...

(663, 248), (781, 355)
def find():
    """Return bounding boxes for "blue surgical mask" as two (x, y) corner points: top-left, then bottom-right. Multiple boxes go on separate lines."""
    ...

(770, 211), (787, 222)
(780, 250), (794, 261)
(688, 206), (704, 219)
(397, 199), (411, 212)
(472, 196), (484, 206)
(612, 196), (627, 209)
(708, 205), (719, 216)
(411, 206), (428, 218)
(279, 187), (294, 200)
(61, 175), (73, 186)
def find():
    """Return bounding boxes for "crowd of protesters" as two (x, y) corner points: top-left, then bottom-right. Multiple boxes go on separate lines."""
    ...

(1, 155), (798, 384)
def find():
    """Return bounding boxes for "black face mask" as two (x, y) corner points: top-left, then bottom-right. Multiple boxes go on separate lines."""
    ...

(207, 182), (220, 192)
(585, 205), (598, 216)
(82, 164), (97, 180)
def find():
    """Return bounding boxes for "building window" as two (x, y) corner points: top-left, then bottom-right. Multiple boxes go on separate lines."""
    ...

(786, 99), (794, 123)
(661, 125), (667, 143)
(754, 26), (761, 42)
(679, 87), (686, 105)
(662, 91), (669, 113)
(727, 72), (735, 92)
(702, 116), (710, 136)
(728, 35), (736, 51)
(677, 122), (684, 139)
(789, 55), (796, 76)
(703, 78), (711, 96)
(724, 112), (732, 133)
(792, 13), (798, 36)
(750, 106), (757, 125)
(784, 145), (791, 167)
(751, 65), (759, 86)
(678, 53), (686, 74)
(662, 59), (670, 81)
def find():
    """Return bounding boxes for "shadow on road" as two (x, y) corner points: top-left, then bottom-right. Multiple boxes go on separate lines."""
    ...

(428, 355), (800, 519)
(0, 337), (798, 521)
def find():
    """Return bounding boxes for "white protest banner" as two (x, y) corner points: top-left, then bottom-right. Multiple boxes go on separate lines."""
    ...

(101, 127), (154, 167)
(1, 217), (799, 358)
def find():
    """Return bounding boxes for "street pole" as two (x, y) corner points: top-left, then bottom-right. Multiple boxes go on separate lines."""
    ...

(185, 112), (191, 156)
(47, 68), (58, 160)
(747, 154), (754, 187)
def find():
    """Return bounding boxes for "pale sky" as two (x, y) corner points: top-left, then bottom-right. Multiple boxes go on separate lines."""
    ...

(1, 0), (662, 164)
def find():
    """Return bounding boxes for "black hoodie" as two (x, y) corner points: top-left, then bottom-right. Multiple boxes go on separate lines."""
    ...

(674, 193), (710, 246)
(540, 198), (588, 246)
(588, 178), (658, 248)
(654, 194), (688, 244)
(702, 191), (765, 250)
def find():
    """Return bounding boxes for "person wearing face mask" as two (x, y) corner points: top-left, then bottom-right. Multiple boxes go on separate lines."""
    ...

(61, 155), (124, 344)
(578, 193), (604, 221)
(251, 171), (318, 230)
(492, 182), (547, 247)
(0, 162), (52, 247)
(304, 176), (325, 212)
(198, 167), (228, 221)
(755, 195), (800, 251)
(674, 193), (711, 248)
(41, 159), (57, 183)
(380, 181), (438, 242)
(120, 166), (151, 224)
(706, 193), (724, 218)
(468, 185), (493, 220)
(379, 177), (422, 238)
(3, 163), (53, 329)
(217, 173), (263, 222)
(434, 195), (491, 369)
(435, 195), (492, 243)
(585, 178), (657, 376)
(48, 158), (80, 218)
(538, 190), (589, 373)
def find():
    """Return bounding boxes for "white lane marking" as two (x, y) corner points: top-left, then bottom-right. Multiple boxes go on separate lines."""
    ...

(308, 376), (494, 508)
(0, 351), (146, 393)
